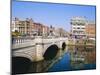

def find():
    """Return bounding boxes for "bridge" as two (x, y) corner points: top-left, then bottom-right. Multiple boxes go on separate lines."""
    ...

(12, 36), (68, 61)
(12, 36), (68, 74)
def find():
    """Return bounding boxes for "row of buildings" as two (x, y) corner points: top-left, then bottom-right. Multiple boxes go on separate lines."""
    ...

(11, 17), (68, 37)
(11, 17), (96, 40)
(70, 16), (95, 40)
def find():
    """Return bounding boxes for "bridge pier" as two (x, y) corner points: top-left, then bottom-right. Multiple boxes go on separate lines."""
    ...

(35, 44), (44, 61)
(34, 36), (44, 61)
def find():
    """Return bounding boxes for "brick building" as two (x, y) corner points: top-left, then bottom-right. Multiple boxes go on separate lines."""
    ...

(85, 21), (95, 39)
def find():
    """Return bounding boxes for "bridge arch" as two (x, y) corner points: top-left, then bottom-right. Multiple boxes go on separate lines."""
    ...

(43, 44), (59, 60)
(12, 56), (32, 74)
(12, 52), (33, 61)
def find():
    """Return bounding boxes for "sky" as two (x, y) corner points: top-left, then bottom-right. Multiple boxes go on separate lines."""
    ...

(12, 1), (96, 31)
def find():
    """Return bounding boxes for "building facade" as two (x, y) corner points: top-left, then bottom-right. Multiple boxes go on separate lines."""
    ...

(33, 23), (46, 36)
(12, 17), (33, 36)
(11, 20), (16, 32)
(85, 21), (95, 39)
(12, 17), (51, 37)
(70, 16), (87, 39)
(12, 17), (68, 37)
(42, 25), (49, 37)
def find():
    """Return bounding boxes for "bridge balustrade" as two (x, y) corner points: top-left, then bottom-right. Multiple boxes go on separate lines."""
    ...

(12, 37), (35, 44)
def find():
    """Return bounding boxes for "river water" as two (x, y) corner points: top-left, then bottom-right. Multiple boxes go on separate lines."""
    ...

(12, 45), (96, 74)
(47, 46), (96, 72)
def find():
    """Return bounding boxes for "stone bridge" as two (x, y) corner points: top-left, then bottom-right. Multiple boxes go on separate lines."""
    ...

(12, 36), (68, 74)
(12, 36), (68, 62)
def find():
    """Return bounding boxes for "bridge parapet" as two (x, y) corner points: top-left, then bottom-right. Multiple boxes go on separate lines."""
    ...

(12, 37), (35, 44)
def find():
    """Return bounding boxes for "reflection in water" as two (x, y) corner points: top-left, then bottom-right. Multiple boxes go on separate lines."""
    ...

(28, 60), (52, 73)
(48, 46), (96, 72)
(28, 49), (62, 73)
(68, 46), (96, 70)
(29, 46), (96, 73)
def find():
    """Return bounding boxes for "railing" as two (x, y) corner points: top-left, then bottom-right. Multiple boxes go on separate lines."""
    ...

(12, 37), (35, 44)
(12, 36), (68, 45)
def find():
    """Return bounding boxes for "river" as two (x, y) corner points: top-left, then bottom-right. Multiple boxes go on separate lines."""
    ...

(47, 45), (96, 72)
(12, 45), (96, 74)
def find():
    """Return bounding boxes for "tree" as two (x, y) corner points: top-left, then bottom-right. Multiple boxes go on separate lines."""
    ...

(12, 30), (21, 37)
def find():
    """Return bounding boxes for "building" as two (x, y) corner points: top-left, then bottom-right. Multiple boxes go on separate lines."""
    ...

(33, 22), (50, 36)
(85, 21), (96, 39)
(42, 25), (49, 37)
(12, 17), (51, 37)
(70, 16), (87, 39)
(12, 17), (33, 36)
(11, 20), (17, 32)
(33, 23), (44, 36)
(12, 17), (69, 38)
